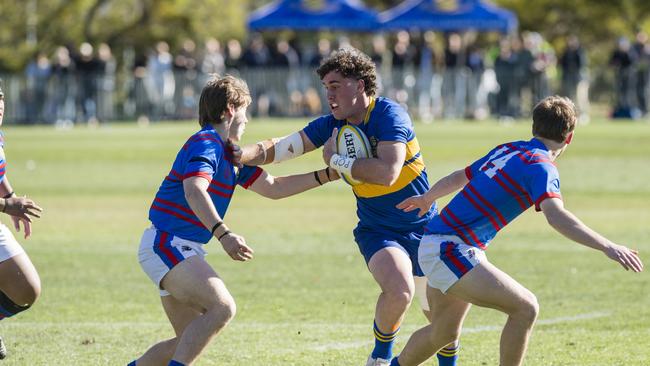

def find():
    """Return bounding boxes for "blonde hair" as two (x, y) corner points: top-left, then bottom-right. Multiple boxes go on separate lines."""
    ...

(198, 74), (251, 128)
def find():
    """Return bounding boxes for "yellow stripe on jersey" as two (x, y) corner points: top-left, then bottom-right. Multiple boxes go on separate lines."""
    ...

(363, 97), (376, 124)
(353, 137), (425, 198)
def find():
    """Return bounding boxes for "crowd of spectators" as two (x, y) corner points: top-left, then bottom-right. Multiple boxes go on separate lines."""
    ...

(3, 30), (649, 124)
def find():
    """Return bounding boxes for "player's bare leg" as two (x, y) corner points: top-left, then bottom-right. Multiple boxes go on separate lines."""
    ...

(0, 253), (41, 308)
(393, 286), (471, 365)
(135, 295), (201, 365)
(447, 261), (539, 366)
(0, 253), (40, 361)
(396, 260), (539, 366)
(416, 276), (462, 365)
(160, 256), (236, 365)
(366, 247), (415, 363)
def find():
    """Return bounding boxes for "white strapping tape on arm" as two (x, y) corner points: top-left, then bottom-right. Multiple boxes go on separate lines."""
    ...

(272, 132), (304, 163)
(329, 154), (355, 177)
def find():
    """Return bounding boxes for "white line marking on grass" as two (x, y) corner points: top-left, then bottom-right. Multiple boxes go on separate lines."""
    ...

(309, 311), (611, 352)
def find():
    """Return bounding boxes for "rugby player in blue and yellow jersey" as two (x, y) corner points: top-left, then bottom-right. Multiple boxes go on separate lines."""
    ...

(130, 75), (339, 366)
(240, 47), (460, 366)
(390, 96), (644, 366)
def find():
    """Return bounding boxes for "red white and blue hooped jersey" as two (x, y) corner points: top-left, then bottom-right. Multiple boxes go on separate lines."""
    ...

(425, 138), (562, 249)
(0, 132), (6, 184)
(303, 97), (435, 232)
(148, 126), (262, 244)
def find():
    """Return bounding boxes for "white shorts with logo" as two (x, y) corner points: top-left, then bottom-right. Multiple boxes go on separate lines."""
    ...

(0, 224), (25, 262)
(138, 226), (207, 296)
(418, 234), (487, 293)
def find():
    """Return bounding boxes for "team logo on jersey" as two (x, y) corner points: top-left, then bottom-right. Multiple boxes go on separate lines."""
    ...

(467, 248), (475, 259)
(551, 178), (560, 191)
(181, 245), (192, 252)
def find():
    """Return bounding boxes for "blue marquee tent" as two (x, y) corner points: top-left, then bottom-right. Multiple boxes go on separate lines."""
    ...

(248, 0), (380, 32)
(380, 0), (518, 33)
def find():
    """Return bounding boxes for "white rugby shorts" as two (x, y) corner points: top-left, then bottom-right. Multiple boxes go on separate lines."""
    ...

(138, 226), (206, 296)
(418, 234), (486, 293)
(0, 224), (25, 262)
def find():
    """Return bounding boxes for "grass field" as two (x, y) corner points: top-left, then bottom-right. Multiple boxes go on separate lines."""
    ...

(0, 118), (648, 365)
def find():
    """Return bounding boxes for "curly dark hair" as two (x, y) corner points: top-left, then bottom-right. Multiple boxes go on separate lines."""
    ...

(316, 47), (377, 97)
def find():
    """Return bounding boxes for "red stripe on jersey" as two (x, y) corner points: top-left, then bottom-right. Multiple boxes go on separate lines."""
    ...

(439, 212), (473, 246)
(467, 184), (508, 227)
(462, 189), (501, 231)
(493, 174), (528, 210)
(506, 143), (554, 165)
(207, 186), (233, 198)
(464, 166), (473, 180)
(182, 134), (225, 151)
(210, 179), (234, 190)
(154, 197), (195, 217)
(157, 231), (179, 266)
(151, 205), (204, 229)
(499, 170), (533, 206)
(169, 169), (183, 180)
(189, 135), (224, 147)
(240, 167), (263, 189)
(184, 171), (212, 181)
(445, 208), (486, 249)
(534, 192), (562, 211)
(0, 162), (6, 170)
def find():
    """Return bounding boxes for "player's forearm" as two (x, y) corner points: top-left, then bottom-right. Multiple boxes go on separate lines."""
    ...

(265, 168), (338, 199)
(350, 158), (400, 186)
(241, 131), (314, 166)
(424, 169), (468, 203)
(546, 208), (613, 252)
(184, 183), (229, 237)
(241, 140), (274, 166)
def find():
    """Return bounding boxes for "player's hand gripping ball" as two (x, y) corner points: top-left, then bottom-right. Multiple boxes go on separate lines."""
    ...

(336, 124), (371, 186)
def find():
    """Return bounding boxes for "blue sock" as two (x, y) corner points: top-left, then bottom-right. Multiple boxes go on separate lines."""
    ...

(168, 361), (185, 366)
(371, 320), (400, 360)
(436, 341), (460, 366)
(127, 362), (136, 366)
(390, 356), (401, 366)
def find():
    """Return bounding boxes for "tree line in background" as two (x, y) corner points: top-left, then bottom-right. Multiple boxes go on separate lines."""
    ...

(0, 0), (648, 71)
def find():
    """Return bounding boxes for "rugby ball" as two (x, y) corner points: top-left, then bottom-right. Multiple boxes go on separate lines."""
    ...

(336, 124), (371, 186)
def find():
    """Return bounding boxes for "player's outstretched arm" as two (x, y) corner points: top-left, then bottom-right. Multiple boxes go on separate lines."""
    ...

(396, 169), (468, 217)
(240, 130), (317, 166)
(183, 177), (253, 261)
(540, 198), (644, 272)
(248, 168), (340, 200)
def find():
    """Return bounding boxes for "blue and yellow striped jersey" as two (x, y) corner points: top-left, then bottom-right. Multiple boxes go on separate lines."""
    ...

(303, 97), (435, 231)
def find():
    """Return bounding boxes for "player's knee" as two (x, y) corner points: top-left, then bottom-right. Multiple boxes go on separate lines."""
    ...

(207, 296), (237, 328)
(513, 292), (539, 326)
(220, 297), (237, 323)
(387, 289), (414, 309)
(22, 280), (41, 306)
